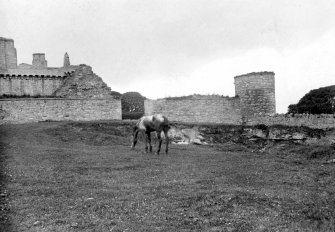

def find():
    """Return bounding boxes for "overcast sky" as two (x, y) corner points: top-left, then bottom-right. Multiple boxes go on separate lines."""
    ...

(1, 0), (335, 113)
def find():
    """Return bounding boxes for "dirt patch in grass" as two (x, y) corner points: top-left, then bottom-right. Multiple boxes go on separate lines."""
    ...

(1, 121), (335, 231)
(43, 121), (134, 146)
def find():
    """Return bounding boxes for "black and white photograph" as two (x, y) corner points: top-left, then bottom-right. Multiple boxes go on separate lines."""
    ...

(1, 0), (335, 231)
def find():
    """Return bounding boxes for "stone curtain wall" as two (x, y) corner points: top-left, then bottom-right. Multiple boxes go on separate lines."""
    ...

(247, 114), (335, 129)
(0, 98), (121, 124)
(144, 72), (277, 125)
(144, 97), (335, 129)
(145, 97), (242, 124)
(0, 76), (64, 96)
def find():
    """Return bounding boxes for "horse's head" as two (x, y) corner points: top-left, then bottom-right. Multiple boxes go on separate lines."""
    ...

(133, 124), (139, 132)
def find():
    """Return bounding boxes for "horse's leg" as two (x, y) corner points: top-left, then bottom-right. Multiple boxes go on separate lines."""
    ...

(148, 132), (152, 153)
(156, 131), (162, 155)
(131, 129), (139, 150)
(164, 128), (169, 154)
(145, 131), (152, 153)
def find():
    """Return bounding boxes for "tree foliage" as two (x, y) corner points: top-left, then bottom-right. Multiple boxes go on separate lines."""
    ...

(288, 85), (335, 114)
(110, 91), (122, 99)
(121, 92), (146, 113)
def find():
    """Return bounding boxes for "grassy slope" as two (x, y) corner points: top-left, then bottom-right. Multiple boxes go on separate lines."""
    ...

(0, 121), (335, 231)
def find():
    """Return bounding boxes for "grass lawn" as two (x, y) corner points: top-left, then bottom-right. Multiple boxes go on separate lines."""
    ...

(0, 121), (335, 231)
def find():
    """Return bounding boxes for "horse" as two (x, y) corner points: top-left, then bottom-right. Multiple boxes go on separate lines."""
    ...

(131, 114), (170, 155)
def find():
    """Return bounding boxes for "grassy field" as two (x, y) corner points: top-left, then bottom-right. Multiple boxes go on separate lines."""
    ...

(0, 121), (335, 231)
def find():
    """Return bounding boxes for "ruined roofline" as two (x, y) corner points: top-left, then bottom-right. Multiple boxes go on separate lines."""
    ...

(234, 71), (275, 79)
(17, 64), (79, 69)
(48, 65), (79, 70)
(0, 37), (14, 41)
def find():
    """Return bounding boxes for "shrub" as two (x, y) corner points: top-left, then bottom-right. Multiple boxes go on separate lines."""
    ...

(121, 92), (146, 113)
(288, 85), (335, 114)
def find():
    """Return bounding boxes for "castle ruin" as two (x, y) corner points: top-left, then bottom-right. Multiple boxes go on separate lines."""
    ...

(1, 37), (334, 128)
(145, 72), (276, 124)
(0, 37), (80, 97)
(0, 37), (121, 123)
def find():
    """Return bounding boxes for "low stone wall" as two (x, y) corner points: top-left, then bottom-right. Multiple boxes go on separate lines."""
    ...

(144, 98), (335, 129)
(0, 98), (121, 124)
(145, 97), (242, 124)
(247, 114), (335, 129)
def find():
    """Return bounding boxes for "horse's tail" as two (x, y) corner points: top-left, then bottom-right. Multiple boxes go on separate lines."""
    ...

(132, 124), (139, 138)
(131, 124), (139, 149)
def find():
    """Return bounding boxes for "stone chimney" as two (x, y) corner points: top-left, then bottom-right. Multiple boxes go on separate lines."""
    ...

(63, 52), (70, 68)
(32, 53), (47, 68)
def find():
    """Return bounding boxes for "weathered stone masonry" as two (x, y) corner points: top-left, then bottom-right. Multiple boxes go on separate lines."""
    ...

(145, 71), (335, 128)
(0, 37), (77, 97)
(145, 97), (241, 124)
(0, 37), (17, 70)
(0, 37), (121, 123)
(247, 114), (335, 129)
(2, 37), (334, 128)
(145, 72), (276, 124)
(0, 98), (121, 123)
(234, 72), (275, 117)
(0, 73), (65, 96)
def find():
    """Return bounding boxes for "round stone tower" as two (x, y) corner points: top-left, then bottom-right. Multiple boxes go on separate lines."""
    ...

(234, 71), (276, 117)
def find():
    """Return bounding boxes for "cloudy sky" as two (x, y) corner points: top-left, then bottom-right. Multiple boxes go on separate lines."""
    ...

(1, 0), (335, 113)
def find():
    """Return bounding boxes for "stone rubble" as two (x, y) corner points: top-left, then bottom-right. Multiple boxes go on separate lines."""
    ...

(54, 64), (113, 99)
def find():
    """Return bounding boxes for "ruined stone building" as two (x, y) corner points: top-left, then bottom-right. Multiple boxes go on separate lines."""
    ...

(2, 37), (333, 128)
(0, 37), (115, 98)
(0, 37), (121, 123)
(145, 71), (276, 124)
(0, 37), (77, 96)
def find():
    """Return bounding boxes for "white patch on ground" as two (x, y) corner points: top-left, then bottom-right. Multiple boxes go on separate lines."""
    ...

(168, 127), (206, 145)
